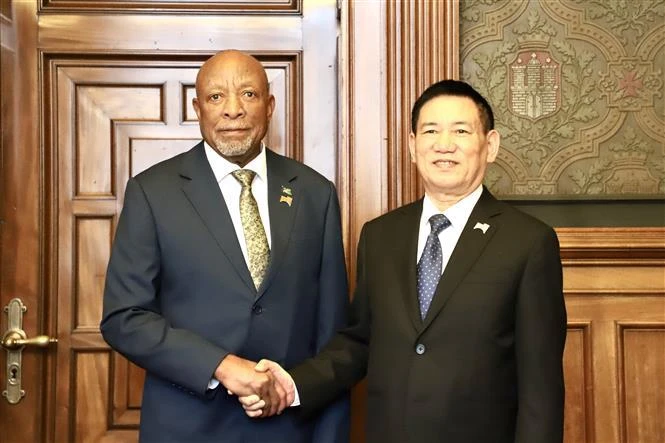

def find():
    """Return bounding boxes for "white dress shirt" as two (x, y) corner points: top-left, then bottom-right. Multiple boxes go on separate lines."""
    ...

(416, 185), (483, 273)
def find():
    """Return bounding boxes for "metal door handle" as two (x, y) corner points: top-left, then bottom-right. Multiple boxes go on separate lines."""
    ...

(1, 330), (58, 351)
(2, 298), (58, 404)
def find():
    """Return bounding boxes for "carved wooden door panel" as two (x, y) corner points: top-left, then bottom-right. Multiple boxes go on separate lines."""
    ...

(1, 1), (339, 441)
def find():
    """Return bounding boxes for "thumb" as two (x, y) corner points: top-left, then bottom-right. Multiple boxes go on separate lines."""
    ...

(254, 359), (272, 372)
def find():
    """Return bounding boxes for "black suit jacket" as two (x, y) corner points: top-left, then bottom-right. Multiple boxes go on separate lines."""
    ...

(291, 187), (566, 443)
(101, 143), (350, 443)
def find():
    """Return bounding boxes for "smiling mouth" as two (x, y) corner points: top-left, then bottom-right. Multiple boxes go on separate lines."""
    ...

(434, 160), (457, 167)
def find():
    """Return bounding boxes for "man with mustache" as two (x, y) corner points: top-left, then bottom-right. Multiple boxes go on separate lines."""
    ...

(242, 80), (567, 443)
(101, 50), (349, 442)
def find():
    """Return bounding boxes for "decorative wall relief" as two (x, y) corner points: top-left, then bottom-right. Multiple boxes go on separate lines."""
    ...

(460, 0), (664, 199)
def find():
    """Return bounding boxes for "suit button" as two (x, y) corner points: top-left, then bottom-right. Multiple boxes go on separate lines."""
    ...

(252, 304), (263, 315)
(415, 343), (426, 355)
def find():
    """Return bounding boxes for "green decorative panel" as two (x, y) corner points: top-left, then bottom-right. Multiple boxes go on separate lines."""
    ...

(460, 0), (665, 200)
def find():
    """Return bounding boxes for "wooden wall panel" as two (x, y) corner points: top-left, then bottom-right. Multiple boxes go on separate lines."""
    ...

(111, 352), (142, 427)
(619, 326), (665, 443)
(74, 351), (110, 443)
(75, 217), (112, 329)
(560, 227), (665, 443)
(563, 323), (594, 442)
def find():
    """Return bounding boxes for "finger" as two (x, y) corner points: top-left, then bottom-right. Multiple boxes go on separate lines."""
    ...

(242, 400), (266, 412)
(272, 376), (288, 414)
(254, 359), (277, 373)
(245, 408), (263, 418)
(238, 394), (262, 407)
(262, 375), (281, 417)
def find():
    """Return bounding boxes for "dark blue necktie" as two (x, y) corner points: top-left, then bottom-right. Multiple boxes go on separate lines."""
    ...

(417, 214), (451, 320)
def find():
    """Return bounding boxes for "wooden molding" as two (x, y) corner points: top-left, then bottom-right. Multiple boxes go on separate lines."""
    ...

(557, 227), (665, 261)
(386, 0), (459, 209)
(40, 0), (301, 14)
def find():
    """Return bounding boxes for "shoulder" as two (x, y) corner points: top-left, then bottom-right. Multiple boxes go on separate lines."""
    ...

(361, 199), (422, 236)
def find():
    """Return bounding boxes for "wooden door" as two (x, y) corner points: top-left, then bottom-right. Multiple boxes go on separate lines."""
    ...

(0, 1), (340, 441)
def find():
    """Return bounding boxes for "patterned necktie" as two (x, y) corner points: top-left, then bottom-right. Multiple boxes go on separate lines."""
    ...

(231, 169), (270, 289)
(417, 214), (451, 319)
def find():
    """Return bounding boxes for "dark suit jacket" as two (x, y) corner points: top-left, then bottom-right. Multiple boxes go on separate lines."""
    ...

(291, 187), (566, 443)
(101, 143), (350, 443)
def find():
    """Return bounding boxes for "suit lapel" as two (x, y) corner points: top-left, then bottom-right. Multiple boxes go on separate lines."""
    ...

(257, 149), (298, 298)
(179, 143), (255, 293)
(421, 188), (503, 330)
(393, 200), (425, 332)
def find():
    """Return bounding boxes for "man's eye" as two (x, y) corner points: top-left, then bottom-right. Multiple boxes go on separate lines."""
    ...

(210, 94), (221, 101)
(455, 129), (470, 134)
(243, 91), (256, 98)
(423, 129), (437, 134)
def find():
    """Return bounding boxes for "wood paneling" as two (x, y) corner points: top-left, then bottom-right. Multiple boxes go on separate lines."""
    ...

(619, 325), (665, 443)
(75, 218), (112, 329)
(0, 1), (45, 442)
(74, 352), (110, 442)
(560, 227), (665, 443)
(386, 0), (459, 208)
(563, 323), (594, 442)
(41, 0), (300, 14)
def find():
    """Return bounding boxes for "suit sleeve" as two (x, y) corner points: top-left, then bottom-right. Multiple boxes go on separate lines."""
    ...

(291, 218), (371, 421)
(514, 227), (567, 443)
(310, 182), (351, 443)
(100, 178), (227, 396)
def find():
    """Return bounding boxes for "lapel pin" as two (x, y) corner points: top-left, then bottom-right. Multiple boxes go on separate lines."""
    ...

(473, 222), (490, 234)
(279, 195), (293, 207)
(279, 186), (293, 207)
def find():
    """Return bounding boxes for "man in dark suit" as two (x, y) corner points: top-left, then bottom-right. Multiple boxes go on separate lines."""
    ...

(100, 50), (349, 442)
(242, 80), (567, 443)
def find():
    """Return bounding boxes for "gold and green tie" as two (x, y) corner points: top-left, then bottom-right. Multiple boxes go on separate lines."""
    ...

(231, 169), (270, 289)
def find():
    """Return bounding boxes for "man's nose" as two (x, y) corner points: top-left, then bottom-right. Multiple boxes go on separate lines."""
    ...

(223, 95), (245, 119)
(434, 132), (454, 151)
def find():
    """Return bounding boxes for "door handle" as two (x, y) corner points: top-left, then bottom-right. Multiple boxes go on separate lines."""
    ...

(2, 330), (58, 351)
(2, 298), (57, 404)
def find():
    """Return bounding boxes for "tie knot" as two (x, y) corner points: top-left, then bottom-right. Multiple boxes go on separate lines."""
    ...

(428, 214), (450, 235)
(232, 169), (256, 188)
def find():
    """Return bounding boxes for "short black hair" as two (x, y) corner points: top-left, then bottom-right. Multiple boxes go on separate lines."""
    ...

(410, 80), (494, 133)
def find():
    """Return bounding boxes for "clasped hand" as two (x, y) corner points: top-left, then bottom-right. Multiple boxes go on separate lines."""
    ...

(217, 355), (294, 418)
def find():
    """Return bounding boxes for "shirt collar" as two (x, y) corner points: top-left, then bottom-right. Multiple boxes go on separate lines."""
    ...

(421, 185), (484, 230)
(203, 141), (268, 184)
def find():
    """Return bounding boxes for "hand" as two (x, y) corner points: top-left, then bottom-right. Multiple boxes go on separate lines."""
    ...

(238, 359), (295, 418)
(215, 354), (287, 416)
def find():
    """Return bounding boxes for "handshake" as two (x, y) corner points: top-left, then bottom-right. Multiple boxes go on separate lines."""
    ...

(215, 354), (295, 418)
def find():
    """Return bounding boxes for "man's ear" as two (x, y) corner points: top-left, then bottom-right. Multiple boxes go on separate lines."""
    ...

(266, 95), (275, 120)
(192, 97), (201, 120)
(485, 129), (500, 163)
(408, 132), (417, 163)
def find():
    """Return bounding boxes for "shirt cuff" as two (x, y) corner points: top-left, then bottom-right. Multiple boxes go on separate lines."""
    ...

(291, 382), (300, 407)
(208, 378), (220, 390)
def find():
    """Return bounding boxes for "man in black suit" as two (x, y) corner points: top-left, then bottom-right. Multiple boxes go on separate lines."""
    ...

(242, 80), (567, 443)
(101, 50), (349, 442)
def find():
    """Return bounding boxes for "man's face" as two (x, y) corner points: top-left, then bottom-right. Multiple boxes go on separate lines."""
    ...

(193, 52), (275, 166)
(409, 95), (499, 201)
